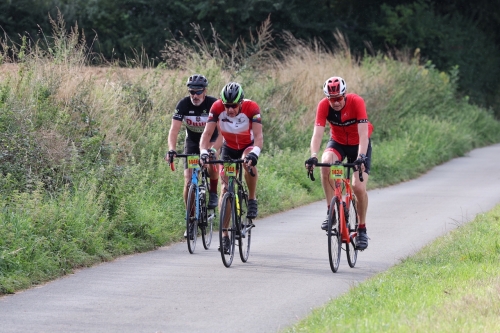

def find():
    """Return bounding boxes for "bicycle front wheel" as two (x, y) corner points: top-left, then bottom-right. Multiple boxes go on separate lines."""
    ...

(219, 192), (236, 267)
(186, 184), (198, 254)
(238, 190), (252, 262)
(328, 197), (342, 273)
(199, 188), (213, 250)
(202, 207), (215, 250)
(346, 196), (359, 268)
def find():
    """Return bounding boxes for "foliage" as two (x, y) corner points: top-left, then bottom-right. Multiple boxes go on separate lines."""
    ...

(1, 16), (500, 295)
(1, 0), (500, 111)
(370, 1), (500, 109)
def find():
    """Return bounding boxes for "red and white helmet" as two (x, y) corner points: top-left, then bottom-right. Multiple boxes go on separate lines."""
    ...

(323, 76), (346, 97)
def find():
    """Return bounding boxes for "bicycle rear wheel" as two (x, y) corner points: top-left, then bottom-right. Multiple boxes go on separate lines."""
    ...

(328, 197), (341, 273)
(238, 190), (252, 262)
(219, 192), (236, 267)
(186, 184), (198, 254)
(346, 196), (359, 268)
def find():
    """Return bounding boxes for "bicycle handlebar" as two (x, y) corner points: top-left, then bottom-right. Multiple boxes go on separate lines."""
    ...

(174, 154), (198, 157)
(168, 153), (199, 172)
(205, 159), (256, 177)
(307, 161), (364, 182)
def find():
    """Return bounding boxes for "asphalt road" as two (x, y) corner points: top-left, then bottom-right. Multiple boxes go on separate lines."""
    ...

(1, 143), (500, 333)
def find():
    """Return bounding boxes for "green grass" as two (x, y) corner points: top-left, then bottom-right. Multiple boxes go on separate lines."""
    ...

(1, 18), (500, 296)
(284, 204), (500, 333)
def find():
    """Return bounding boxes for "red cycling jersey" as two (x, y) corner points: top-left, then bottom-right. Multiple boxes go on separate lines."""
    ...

(315, 93), (373, 145)
(208, 99), (262, 150)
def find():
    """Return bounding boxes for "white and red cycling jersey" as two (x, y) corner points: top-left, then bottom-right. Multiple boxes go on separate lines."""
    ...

(208, 99), (262, 150)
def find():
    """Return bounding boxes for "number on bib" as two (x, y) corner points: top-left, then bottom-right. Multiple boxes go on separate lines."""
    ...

(187, 156), (200, 169)
(330, 165), (344, 180)
(224, 163), (237, 177)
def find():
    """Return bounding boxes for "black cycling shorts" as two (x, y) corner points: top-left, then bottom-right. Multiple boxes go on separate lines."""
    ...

(182, 136), (216, 169)
(220, 142), (253, 161)
(325, 139), (372, 174)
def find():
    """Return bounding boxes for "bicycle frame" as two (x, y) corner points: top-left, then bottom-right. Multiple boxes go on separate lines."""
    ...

(309, 162), (362, 244)
(209, 159), (248, 225)
(332, 165), (356, 244)
(206, 158), (254, 266)
(170, 153), (216, 253)
(173, 154), (204, 222)
(307, 160), (364, 272)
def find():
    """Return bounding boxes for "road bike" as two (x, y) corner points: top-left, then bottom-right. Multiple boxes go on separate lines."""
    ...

(205, 158), (255, 267)
(307, 161), (363, 273)
(170, 154), (216, 254)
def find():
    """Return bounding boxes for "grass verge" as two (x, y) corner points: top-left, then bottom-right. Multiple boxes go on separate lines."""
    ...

(284, 204), (500, 332)
(1, 17), (500, 295)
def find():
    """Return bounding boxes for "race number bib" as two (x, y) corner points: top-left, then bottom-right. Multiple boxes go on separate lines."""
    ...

(224, 163), (237, 177)
(329, 165), (344, 180)
(187, 155), (200, 169)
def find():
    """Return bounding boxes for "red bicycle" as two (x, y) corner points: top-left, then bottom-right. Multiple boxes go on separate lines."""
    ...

(307, 161), (363, 273)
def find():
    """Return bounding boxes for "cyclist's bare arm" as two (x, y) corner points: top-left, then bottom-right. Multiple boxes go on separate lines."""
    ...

(200, 122), (217, 151)
(252, 123), (264, 151)
(168, 119), (182, 151)
(308, 125), (325, 166)
(357, 122), (369, 157)
(211, 125), (223, 151)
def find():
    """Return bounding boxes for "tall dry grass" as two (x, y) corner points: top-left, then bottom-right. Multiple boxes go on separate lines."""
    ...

(2, 15), (500, 295)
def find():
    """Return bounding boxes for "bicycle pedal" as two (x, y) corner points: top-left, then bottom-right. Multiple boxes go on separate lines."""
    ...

(218, 247), (230, 254)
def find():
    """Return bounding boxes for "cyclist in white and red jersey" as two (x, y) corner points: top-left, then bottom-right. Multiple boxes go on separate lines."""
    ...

(199, 82), (263, 254)
(305, 76), (373, 250)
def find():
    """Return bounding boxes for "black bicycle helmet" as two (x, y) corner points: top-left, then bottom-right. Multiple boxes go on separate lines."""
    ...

(220, 82), (244, 103)
(186, 74), (208, 88)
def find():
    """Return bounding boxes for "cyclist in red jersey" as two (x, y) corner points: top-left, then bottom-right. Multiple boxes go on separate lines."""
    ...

(199, 82), (263, 254)
(305, 76), (373, 250)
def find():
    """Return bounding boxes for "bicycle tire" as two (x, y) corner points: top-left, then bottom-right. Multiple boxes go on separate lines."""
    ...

(219, 192), (236, 267)
(202, 208), (214, 250)
(186, 183), (198, 254)
(201, 171), (214, 249)
(199, 187), (213, 250)
(238, 188), (252, 262)
(328, 197), (342, 273)
(346, 196), (359, 268)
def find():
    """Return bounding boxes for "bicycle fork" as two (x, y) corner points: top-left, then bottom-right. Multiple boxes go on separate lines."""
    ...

(235, 192), (254, 240)
(343, 194), (358, 245)
(334, 180), (351, 244)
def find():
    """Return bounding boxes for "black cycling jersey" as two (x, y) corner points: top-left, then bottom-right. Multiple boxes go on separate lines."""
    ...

(173, 96), (218, 143)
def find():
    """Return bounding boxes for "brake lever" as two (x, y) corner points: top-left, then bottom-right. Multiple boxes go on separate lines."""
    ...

(169, 155), (175, 171)
(307, 167), (315, 181)
(247, 165), (256, 177)
(356, 161), (364, 182)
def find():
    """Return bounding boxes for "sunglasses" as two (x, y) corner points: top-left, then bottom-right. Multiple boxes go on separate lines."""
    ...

(223, 103), (239, 109)
(188, 89), (204, 95)
(328, 95), (344, 102)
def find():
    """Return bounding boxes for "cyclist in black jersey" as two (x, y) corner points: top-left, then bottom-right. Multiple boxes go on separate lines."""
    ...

(167, 75), (222, 237)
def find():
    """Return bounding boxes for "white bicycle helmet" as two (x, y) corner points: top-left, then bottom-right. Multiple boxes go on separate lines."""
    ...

(323, 76), (347, 96)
